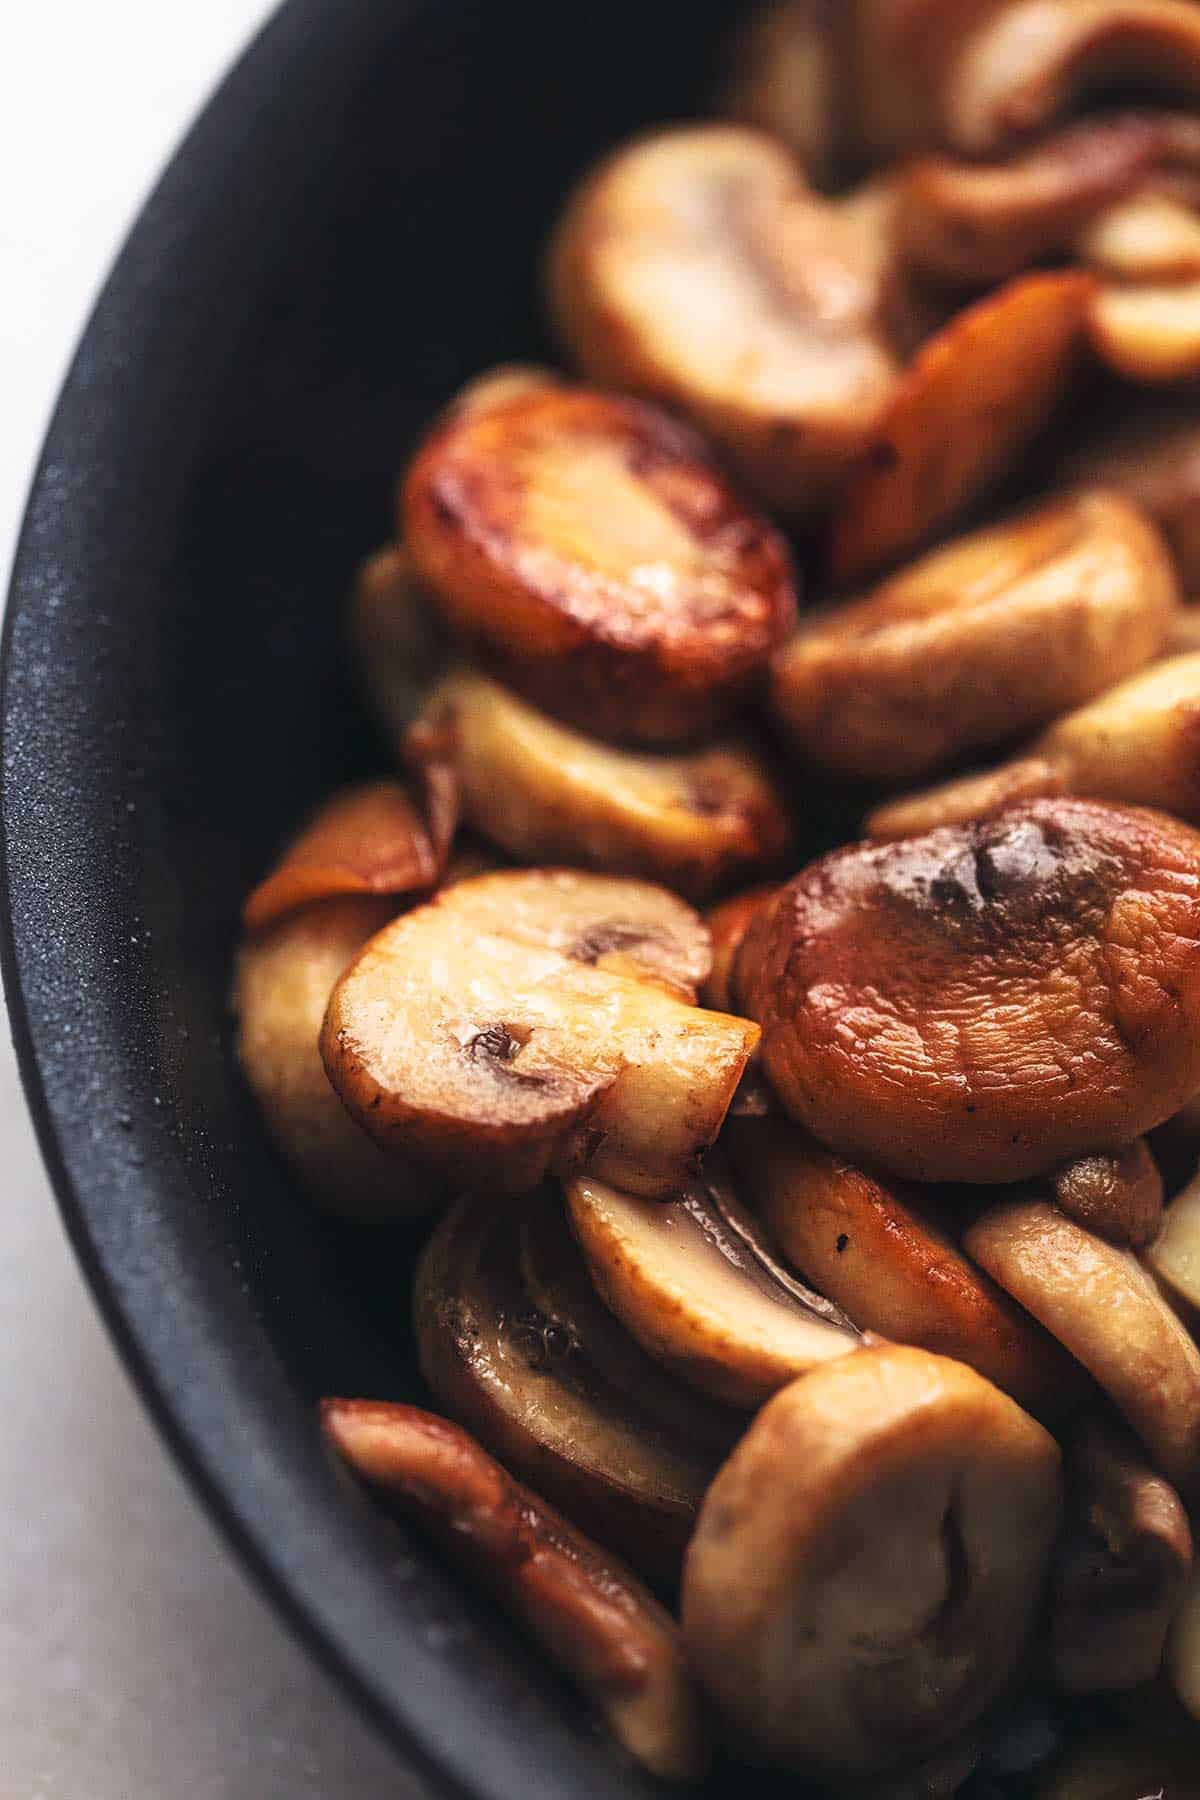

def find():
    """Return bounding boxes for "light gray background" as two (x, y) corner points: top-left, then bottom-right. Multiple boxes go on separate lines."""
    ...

(2, 5), (418, 1794)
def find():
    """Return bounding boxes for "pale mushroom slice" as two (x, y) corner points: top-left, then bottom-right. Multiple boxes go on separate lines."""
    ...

(726, 1114), (1083, 1419)
(1090, 279), (1200, 382)
(739, 800), (1200, 1184)
(1052, 391), (1200, 589)
(1145, 1156), (1200, 1315)
(703, 883), (780, 1012)
(867, 653), (1200, 840)
(348, 543), (450, 745)
(1036, 1729), (1200, 1796)
(408, 666), (793, 904)
(545, 125), (903, 518)
(414, 1188), (735, 1584)
(939, 0), (1200, 158)
(965, 1199), (1200, 1496)
(402, 368), (797, 745)
(1048, 1414), (1193, 1694)
(777, 492), (1178, 785)
(564, 1166), (861, 1409)
(1078, 186), (1200, 281)
(828, 271), (1095, 584)
(321, 1401), (710, 1782)
(1052, 1139), (1164, 1246)
(321, 869), (758, 1198)
(681, 1345), (1064, 1779)
(234, 896), (430, 1220)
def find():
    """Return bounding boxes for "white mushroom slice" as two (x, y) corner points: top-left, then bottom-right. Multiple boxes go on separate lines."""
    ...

(867, 653), (1200, 840)
(321, 869), (757, 1198)
(1078, 187), (1200, 281)
(565, 1168), (860, 1409)
(1053, 392), (1200, 589)
(778, 492), (1178, 785)
(546, 126), (902, 517)
(410, 666), (793, 904)
(1146, 1158), (1200, 1315)
(321, 1401), (711, 1782)
(965, 1199), (1200, 1496)
(681, 1345), (1064, 1779)
(1090, 279), (1200, 382)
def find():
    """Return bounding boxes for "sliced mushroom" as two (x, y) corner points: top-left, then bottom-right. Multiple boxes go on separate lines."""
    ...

(545, 125), (903, 518)
(828, 271), (1095, 584)
(321, 1401), (710, 1781)
(681, 1345), (1064, 1779)
(1036, 1729), (1200, 1796)
(234, 896), (430, 1219)
(778, 492), (1178, 784)
(897, 115), (1165, 287)
(965, 1199), (1200, 1494)
(242, 780), (446, 931)
(1090, 279), (1200, 382)
(409, 666), (793, 904)
(349, 543), (449, 744)
(739, 800), (1200, 1183)
(414, 1188), (735, 1583)
(1053, 392), (1200, 589)
(1048, 1413), (1193, 1694)
(565, 1166), (860, 1409)
(722, 0), (849, 183)
(726, 1114), (1082, 1417)
(940, 0), (1200, 158)
(703, 883), (780, 1012)
(1053, 1139), (1164, 1246)
(1079, 187), (1200, 281)
(1145, 1157), (1200, 1315)
(402, 369), (797, 744)
(868, 653), (1200, 840)
(322, 869), (757, 1198)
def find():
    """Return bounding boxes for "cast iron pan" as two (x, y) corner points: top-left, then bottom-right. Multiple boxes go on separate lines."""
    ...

(1, 2), (1074, 1794)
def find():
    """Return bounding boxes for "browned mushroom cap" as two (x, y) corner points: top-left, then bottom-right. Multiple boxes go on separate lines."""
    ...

(1048, 1413), (1193, 1694)
(1053, 1139), (1164, 1246)
(545, 126), (903, 519)
(867, 654), (1200, 841)
(896, 115), (1165, 287)
(1053, 391), (1200, 589)
(1036, 1728), (1200, 1798)
(828, 271), (1095, 584)
(739, 800), (1200, 1184)
(401, 372), (797, 745)
(940, 0), (1200, 158)
(726, 1113), (1082, 1419)
(703, 883), (780, 1012)
(965, 1199), (1200, 1494)
(414, 1187), (738, 1584)
(321, 1401), (710, 1781)
(1090, 279), (1200, 383)
(681, 1345), (1064, 1778)
(779, 493), (1178, 785)
(409, 667), (794, 904)
(322, 869), (758, 1198)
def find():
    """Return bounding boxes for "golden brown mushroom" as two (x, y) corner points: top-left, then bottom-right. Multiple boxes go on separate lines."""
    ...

(1053, 1139), (1164, 1246)
(681, 1345), (1063, 1779)
(777, 492), (1178, 785)
(1090, 279), (1200, 383)
(1079, 186), (1200, 282)
(739, 800), (1200, 1183)
(401, 370), (797, 744)
(321, 1401), (710, 1781)
(722, 0), (850, 183)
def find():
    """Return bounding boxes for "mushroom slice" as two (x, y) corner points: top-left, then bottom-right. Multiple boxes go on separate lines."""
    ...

(545, 126), (903, 519)
(322, 869), (757, 1198)
(727, 1115), (1081, 1417)
(321, 1401), (710, 1782)
(1090, 279), (1200, 383)
(564, 1166), (860, 1409)
(1079, 187), (1200, 282)
(722, 0), (849, 183)
(1036, 1729), (1200, 1798)
(779, 492), (1177, 784)
(965, 1199), (1200, 1494)
(410, 666), (793, 904)
(897, 115), (1164, 287)
(828, 271), (1095, 584)
(348, 543), (449, 744)
(1053, 1139), (1164, 1246)
(867, 654), (1200, 840)
(1053, 392), (1200, 589)
(414, 1189), (733, 1583)
(1048, 1414), (1193, 1694)
(940, 0), (1200, 158)
(739, 800), (1200, 1184)
(234, 896), (431, 1219)
(703, 883), (780, 1012)
(1145, 1157), (1200, 1314)
(242, 780), (446, 931)
(681, 1345), (1064, 1779)
(402, 370), (796, 747)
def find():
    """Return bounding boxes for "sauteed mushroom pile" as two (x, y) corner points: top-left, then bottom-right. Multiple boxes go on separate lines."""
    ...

(233, 4), (1200, 1790)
